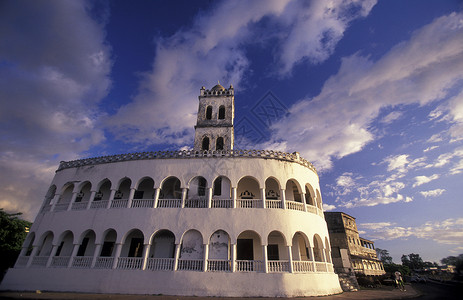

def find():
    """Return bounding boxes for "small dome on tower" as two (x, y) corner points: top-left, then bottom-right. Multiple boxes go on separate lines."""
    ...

(211, 83), (225, 91)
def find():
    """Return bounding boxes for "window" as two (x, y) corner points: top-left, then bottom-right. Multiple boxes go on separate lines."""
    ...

(134, 190), (144, 199)
(128, 238), (144, 257)
(100, 241), (115, 257)
(267, 244), (279, 260)
(202, 137), (210, 151)
(218, 105), (225, 119)
(213, 177), (222, 196)
(206, 106), (212, 120)
(77, 238), (89, 256)
(216, 137), (224, 150)
(198, 177), (206, 196)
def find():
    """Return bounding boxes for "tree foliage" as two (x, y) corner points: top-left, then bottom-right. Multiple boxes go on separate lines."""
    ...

(376, 248), (393, 264)
(441, 254), (463, 274)
(401, 253), (425, 270)
(0, 209), (32, 270)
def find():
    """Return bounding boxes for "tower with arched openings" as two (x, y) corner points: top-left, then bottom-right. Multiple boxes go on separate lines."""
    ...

(1, 85), (342, 297)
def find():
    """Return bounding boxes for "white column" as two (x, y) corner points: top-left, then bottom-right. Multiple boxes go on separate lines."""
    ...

(91, 244), (102, 268)
(153, 188), (160, 208)
(207, 187), (213, 208)
(46, 245), (59, 267)
(173, 244), (181, 271)
(287, 245), (294, 273)
(308, 247), (316, 271)
(181, 188), (187, 208)
(280, 189), (286, 209)
(260, 188), (266, 208)
(301, 192), (307, 212)
(231, 187), (237, 208)
(107, 189), (117, 209)
(231, 243), (236, 272)
(86, 191), (96, 209)
(263, 245), (269, 273)
(50, 194), (61, 211)
(127, 188), (136, 208)
(142, 243), (151, 270)
(67, 192), (78, 211)
(203, 244), (209, 272)
(26, 246), (39, 268)
(111, 243), (122, 269)
(68, 244), (80, 268)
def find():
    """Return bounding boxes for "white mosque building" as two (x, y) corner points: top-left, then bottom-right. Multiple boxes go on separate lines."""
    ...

(1, 84), (342, 297)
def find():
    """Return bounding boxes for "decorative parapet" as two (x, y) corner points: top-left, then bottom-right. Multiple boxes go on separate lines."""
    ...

(57, 149), (317, 173)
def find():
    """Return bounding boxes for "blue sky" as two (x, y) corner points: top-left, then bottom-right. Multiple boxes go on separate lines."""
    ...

(1, 0), (462, 263)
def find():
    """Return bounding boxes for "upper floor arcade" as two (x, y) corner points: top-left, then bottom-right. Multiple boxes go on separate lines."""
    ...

(40, 173), (325, 217)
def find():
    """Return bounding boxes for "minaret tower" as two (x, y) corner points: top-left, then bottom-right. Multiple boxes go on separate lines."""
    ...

(193, 83), (234, 151)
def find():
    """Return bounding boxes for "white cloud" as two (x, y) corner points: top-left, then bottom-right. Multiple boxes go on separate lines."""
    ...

(270, 12), (463, 170)
(323, 203), (336, 211)
(420, 189), (445, 198)
(0, 0), (112, 218)
(380, 111), (403, 124)
(412, 174), (439, 187)
(361, 218), (463, 245)
(424, 146), (438, 152)
(106, 0), (376, 148)
(450, 159), (463, 174)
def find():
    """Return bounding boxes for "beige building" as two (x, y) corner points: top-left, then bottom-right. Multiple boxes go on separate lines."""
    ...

(325, 212), (385, 279)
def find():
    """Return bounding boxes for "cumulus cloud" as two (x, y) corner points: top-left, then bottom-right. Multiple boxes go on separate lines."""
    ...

(412, 174), (440, 187)
(106, 0), (376, 147)
(359, 218), (463, 245)
(0, 0), (112, 219)
(420, 189), (445, 198)
(323, 203), (336, 211)
(270, 12), (463, 169)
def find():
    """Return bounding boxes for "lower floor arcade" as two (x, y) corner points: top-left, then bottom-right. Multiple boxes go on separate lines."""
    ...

(15, 228), (334, 274)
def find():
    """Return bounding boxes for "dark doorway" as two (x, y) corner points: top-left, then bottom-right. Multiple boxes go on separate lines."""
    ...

(237, 239), (253, 260)
(267, 244), (279, 260)
(128, 238), (144, 257)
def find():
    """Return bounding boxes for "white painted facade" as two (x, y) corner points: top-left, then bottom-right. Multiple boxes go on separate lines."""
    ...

(1, 85), (342, 297)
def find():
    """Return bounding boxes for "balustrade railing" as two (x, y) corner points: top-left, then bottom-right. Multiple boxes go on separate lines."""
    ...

(237, 199), (262, 208)
(236, 260), (263, 272)
(315, 262), (327, 272)
(292, 261), (314, 273)
(31, 256), (49, 267)
(15, 256), (30, 267)
(71, 202), (88, 210)
(146, 258), (174, 271)
(327, 263), (334, 273)
(110, 199), (129, 209)
(207, 259), (231, 272)
(184, 198), (207, 208)
(177, 259), (203, 271)
(50, 256), (71, 268)
(265, 199), (282, 209)
(94, 257), (114, 269)
(53, 203), (68, 212)
(306, 205), (317, 214)
(286, 201), (305, 211)
(90, 200), (108, 209)
(131, 199), (154, 208)
(211, 198), (233, 208)
(71, 256), (93, 268)
(317, 208), (325, 217)
(157, 199), (182, 208)
(117, 257), (143, 270)
(268, 260), (290, 272)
